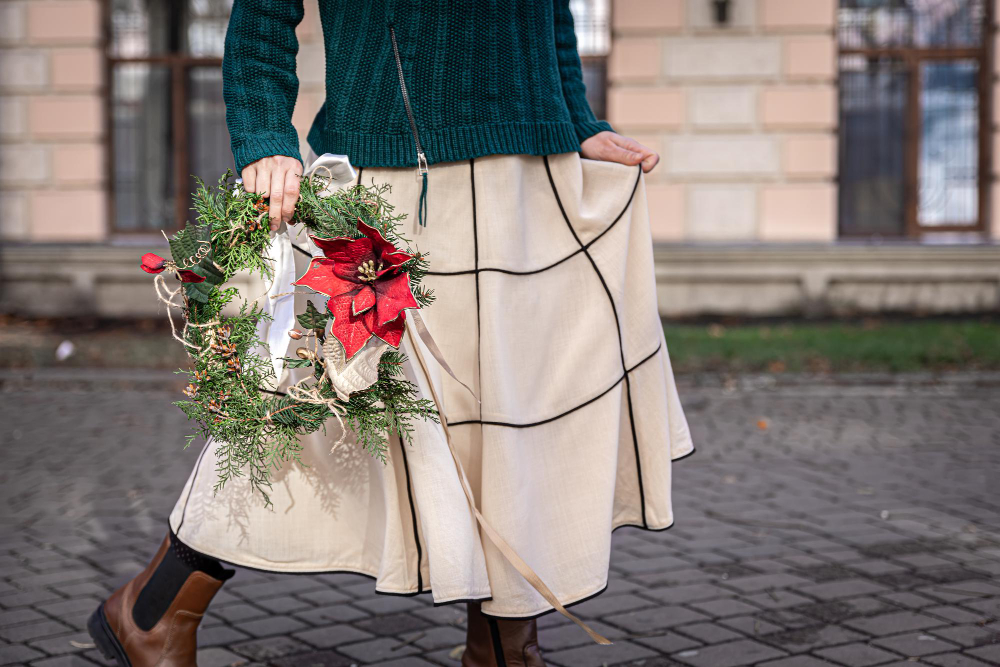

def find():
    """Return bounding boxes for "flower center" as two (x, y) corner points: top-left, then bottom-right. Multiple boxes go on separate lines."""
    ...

(357, 258), (384, 282)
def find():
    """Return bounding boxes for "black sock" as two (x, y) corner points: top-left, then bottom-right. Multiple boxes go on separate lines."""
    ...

(131, 533), (232, 631)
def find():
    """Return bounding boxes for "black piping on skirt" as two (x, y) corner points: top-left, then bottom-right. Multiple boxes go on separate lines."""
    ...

(395, 432), (424, 592)
(425, 163), (641, 277)
(543, 156), (649, 528)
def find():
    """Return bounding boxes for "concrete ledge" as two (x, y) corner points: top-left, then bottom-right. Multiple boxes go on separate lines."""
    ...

(0, 243), (259, 318)
(654, 243), (1000, 317)
(2, 242), (999, 318)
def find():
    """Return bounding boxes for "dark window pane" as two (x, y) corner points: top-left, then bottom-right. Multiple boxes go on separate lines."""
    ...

(918, 60), (979, 226)
(187, 67), (235, 210)
(838, 56), (908, 236)
(112, 64), (175, 231)
(581, 57), (607, 119)
(839, 0), (985, 49)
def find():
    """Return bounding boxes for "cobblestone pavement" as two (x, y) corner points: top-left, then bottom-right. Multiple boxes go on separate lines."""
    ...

(1, 370), (999, 667)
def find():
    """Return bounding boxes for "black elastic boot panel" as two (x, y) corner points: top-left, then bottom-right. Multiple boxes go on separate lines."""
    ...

(131, 534), (232, 631)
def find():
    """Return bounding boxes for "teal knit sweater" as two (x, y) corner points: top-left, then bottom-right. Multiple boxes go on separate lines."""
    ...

(223, 0), (613, 172)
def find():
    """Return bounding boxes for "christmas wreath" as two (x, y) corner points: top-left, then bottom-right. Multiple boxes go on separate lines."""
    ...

(142, 162), (438, 505)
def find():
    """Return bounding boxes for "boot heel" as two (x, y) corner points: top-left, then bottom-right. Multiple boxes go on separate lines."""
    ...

(87, 603), (132, 667)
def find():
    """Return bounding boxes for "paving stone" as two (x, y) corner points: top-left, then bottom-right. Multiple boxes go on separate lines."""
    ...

(924, 652), (995, 667)
(0, 607), (46, 627)
(675, 620), (750, 647)
(632, 631), (702, 655)
(760, 625), (867, 652)
(922, 606), (989, 625)
(295, 603), (371, 625)
(671, 638), (786, 667)
(721, 573), (812, 594)
(642, 584), (732, 605)
(296, 588), (351, 606)
(26, 656), (101, 667)
(403, 626), (466, 651)
(871, 631), (959, 657)
(877, 591), (936, 609)
(546, 639), (657, 667)
(0, 618), (74, 643)
(717, 614), (785, 637)
(758, 658), (837, 667)
(965, 644), (1000, 664)
(814, 642), (903, 666)
(355, 612), (433, 636)
(571, 593), (656, 618)
(197, 624), (252, 647)
(270, 649), (354, 667)
(195, 646), (250, 667)
(799, 579), (891, 600)
(27, 631), (94, 655)
(293, 624), (375, 648)
(335, 636), (421, 662)
(253, 595), (312, 615)
(237, 616), (308, 638)
(232, 636), (312, 661)
(211, 602), (268, 624)
(843, 611), (945, 636)
(604, 606), (711, 634)
(368, 658), (440, 667)
(353, 596), (426, 615)
(688, 598), (760, 618)
(928, 624), (1000, 648)
(0, 642), (45, 665)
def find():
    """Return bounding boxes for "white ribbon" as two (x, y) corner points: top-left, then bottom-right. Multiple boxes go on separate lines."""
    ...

(254, 154), (358, 388)
(256, 153), (480, 407)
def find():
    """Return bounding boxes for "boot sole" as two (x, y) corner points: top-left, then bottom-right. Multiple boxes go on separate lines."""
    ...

(87, 602), (132, 667)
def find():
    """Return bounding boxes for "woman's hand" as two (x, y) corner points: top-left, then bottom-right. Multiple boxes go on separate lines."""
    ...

(241, 155), (304, 231)
(580, 131), (659, 173)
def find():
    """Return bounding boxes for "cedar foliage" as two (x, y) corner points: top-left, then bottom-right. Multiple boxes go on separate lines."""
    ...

(168, 171), (438, 505)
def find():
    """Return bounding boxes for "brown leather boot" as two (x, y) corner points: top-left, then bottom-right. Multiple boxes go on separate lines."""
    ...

(462, 601), (546, 667)
(87, 536), (227, 666)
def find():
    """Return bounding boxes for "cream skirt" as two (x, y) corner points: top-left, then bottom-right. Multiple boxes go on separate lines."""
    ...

(168, 151), (694, 618)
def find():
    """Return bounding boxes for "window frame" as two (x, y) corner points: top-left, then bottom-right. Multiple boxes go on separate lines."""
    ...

(102, 0), (225, 235)
(837, 1), (994, 238)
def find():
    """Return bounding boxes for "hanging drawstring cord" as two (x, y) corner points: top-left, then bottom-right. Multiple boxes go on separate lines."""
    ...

(417, 170), (428, 229)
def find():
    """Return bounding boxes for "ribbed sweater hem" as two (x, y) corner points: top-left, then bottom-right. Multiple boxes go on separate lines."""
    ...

(306, 120), (600, 168)
(232, 133), (303, 173)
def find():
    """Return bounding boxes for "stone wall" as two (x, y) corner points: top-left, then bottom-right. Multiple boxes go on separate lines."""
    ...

(608, 0), (838, 242)
(0, 0), (105, 242)
(0, 0), (325, 243)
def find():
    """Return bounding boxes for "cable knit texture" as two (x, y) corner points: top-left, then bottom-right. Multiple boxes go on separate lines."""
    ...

(223, 0), (613, 172)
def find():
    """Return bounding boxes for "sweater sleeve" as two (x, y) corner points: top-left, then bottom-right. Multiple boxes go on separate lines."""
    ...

(223, 0), (305, 173)
(552, 0), (613, 144)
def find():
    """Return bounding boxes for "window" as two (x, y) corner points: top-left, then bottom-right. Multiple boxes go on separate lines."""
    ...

(108, 0), (234, 233)
(571, 0), (610, 118)
(838, 0), (990, 238)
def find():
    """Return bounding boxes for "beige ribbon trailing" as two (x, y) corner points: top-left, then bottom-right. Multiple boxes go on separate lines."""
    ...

(408, 310), (479, 405)
(403, 324), (612, 646)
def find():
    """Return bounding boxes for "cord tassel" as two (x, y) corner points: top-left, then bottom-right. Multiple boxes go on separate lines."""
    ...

(418, 171), (428, 229)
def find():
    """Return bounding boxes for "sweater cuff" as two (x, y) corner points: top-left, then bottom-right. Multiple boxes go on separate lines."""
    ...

(574, 120), (613, 144)
(232, 134), (303, 174)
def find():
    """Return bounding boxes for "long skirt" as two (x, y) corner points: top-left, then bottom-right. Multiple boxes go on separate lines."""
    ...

(168, 151), (694, 618)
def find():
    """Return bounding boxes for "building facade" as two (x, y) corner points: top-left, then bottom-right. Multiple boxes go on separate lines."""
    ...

(1, 0), (999, 318)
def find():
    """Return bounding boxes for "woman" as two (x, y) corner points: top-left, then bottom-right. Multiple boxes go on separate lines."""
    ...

(87, 2), (693, 666)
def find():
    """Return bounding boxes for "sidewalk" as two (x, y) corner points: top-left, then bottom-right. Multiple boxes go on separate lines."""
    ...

(1, 371), (998, 667)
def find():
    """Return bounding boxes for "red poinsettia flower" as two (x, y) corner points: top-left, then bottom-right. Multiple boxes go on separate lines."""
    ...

(140, 252), (205, 283)
(294, 220), (419, 359)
